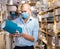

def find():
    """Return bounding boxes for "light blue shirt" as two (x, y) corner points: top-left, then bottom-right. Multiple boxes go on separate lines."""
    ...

(13, 16), (39, 46)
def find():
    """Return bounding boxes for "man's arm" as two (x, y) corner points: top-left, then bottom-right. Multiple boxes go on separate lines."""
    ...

(9, 32), (19, 39)
(9, 32), (34, 42)
(9, 34), (13, 39)
(21, 33), (34, 42)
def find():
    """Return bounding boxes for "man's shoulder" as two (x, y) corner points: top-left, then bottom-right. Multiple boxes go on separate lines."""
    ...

(13, 17), (20, 23)
(31, 17), (38, 22)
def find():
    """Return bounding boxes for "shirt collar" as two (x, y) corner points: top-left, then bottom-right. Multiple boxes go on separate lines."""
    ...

(20, 16), (32, 24)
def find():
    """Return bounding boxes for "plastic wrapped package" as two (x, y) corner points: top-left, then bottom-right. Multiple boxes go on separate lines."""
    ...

(2, 20), (22, 34)
(55, 8), (60, 15)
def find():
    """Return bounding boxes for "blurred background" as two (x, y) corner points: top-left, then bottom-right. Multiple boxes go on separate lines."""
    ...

(0, 0), (60, 49)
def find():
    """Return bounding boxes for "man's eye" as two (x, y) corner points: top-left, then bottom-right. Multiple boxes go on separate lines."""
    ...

(22, 11), (26, 13)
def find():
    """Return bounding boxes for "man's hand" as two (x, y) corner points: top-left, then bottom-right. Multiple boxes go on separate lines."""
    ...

(9, 33), (34, 42)
(13, 33), (19, 37)
(9, 32), (21, 38)
(9, 34), (13, 39)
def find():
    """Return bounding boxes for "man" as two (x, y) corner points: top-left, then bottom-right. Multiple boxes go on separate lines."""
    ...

(10, 3), (39, 49)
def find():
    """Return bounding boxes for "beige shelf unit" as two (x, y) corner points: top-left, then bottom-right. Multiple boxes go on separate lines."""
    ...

(38, 6), (60, 49)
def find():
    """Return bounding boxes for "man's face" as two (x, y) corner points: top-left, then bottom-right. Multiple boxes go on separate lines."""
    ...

(21, 4), (31, 15)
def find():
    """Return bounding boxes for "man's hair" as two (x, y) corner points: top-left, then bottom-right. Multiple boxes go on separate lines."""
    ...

(21, 3), (31, 10)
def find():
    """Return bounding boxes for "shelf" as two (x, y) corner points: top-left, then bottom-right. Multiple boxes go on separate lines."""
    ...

(39, 6), (60, 15)
(40, 28), (46, 33)
(41, 20), (59, 24)
(29, 2), (36, 6)
(42, 21), (47, 23)
(42, 38), (47, 44)
(39, 37), (47, 44)
(47, 32), (54, 37)
(47, 21), (59, 23)
(39, 4), (60, 49)
(40, 28), (54, 36)
(40, 20), (59, 24)
(39, 31), (47, 44)
(42, 21), (54, 23)
(55, 15), (60, 16)
(47, 21), (54, 23)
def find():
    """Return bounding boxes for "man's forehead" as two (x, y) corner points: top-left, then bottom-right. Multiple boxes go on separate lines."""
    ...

(21, 3), (31, 11)
(22, 4), (30, 9)
(21, 6), (27, 11)
(23, 4), (30, 7)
